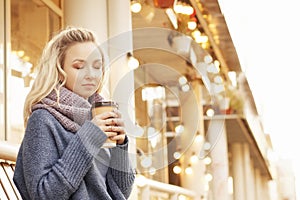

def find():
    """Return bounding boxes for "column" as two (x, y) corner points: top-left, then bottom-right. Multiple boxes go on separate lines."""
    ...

(231, 143), (246, 200)
(107, 1), (137, 199)
(64, 1), (137, 199)
(180, 82), (206, 198)
(207, 119), (229, 200)
(243, 143), (255, 200)
(254, 168), (262, 199)
(63, 0), (108, 43)
(261, 176), (270, 200)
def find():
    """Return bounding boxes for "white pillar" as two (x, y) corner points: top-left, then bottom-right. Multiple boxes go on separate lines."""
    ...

(243, 143), (255, 200)
(255, 168), (262, 200)
(107, 1), (137, 199)
(64, 1), (137, 199)
(63, 0), (108, 43)
(207, 119), (229, 200)
(261, 176), (270, 200)
(180, 82), (206, 199)
(231, 143), (246, 200)
(107, 0), (134, 95)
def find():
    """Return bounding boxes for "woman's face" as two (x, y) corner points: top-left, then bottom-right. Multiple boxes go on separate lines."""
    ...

(63, 42), (104, 99)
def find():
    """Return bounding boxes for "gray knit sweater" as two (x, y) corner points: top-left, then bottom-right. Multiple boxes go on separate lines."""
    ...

(13, 109), (135, 200)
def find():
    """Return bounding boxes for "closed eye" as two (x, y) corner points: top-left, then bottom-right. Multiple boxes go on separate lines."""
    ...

(72, 60), (85, 69)
(93, 59), (103, 69)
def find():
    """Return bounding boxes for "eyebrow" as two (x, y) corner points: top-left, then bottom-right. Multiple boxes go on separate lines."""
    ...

(72, 58), (102, 62)
(72, 59), (85, 63)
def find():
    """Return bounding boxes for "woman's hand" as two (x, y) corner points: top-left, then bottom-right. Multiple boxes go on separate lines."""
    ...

(91, 109), (126, 145)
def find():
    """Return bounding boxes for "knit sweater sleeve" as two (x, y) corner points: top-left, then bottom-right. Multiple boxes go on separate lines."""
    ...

(107, 137), (136, 199)
(13, 109), (107, 200)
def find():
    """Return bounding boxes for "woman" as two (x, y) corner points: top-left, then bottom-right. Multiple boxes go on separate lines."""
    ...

(13, 27), (135, 200)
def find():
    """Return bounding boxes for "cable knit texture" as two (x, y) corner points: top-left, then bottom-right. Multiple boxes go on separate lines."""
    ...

(32, 86), (103, 132)
(13, 87), (135, 200)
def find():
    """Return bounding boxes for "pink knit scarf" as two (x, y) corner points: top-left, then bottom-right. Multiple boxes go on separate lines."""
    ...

(32, 86), (103, 132)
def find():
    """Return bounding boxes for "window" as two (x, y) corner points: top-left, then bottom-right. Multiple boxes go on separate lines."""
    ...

(0, 0), (62, 143)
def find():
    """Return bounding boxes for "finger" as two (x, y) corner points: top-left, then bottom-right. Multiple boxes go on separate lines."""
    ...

(91, 117), (107, 127)
(94, 111), (118, 120)
(105, 118), (124, 126)
(102, 125), (114, 132)
(105, 131), (118, 137)
(112, 109), (122, 117)
(105, 118), (116, 126)
(111, 134), (126, 144)
(110, 126), (125, 134)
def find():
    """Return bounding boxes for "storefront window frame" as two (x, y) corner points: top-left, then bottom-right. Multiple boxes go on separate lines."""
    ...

(1, 0), (63, 142)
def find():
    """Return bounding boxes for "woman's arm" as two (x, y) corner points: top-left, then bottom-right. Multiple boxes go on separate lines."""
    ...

(14, 109), (107, 200)
(107, 137), (136, 199)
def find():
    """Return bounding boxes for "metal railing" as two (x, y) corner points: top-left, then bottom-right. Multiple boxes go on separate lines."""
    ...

(135, 175), (198, 200)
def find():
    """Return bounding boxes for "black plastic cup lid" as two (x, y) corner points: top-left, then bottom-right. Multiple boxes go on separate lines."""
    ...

(92, 101), (119, 108)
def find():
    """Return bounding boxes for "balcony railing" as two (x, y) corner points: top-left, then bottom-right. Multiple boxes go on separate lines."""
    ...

(135, 175), (198, 200)
(0, 141), (21, 200)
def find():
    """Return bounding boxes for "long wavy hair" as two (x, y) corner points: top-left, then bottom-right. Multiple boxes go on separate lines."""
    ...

(23, 27), (105, 126)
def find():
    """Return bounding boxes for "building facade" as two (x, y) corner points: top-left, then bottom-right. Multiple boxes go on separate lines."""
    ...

(0, 0), (296, 199)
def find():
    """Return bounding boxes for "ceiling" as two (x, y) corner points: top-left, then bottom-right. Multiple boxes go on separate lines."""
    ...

(190, 0), (242, 73)
(131, 0), (242, 81)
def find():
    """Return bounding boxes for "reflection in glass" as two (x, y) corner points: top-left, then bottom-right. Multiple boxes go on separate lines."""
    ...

(7, 0), (61, 143)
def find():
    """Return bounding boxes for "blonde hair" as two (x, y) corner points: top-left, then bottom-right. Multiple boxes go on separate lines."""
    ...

(23, 27), (105, 126)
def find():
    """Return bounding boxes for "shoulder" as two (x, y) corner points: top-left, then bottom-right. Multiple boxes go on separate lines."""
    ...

(26, 109), (62, 136)
(28, 109), (57, 125)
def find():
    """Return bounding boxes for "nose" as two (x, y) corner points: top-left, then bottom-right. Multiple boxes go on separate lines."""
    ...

(84, 65), (102, 80)
(84, 66), (95, 79)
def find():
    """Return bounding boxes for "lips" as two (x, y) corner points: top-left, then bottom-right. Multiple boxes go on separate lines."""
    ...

(82, 83), (95, 87)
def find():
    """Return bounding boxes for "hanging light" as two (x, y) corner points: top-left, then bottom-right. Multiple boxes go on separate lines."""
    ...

(204, 55), (213, 63)
(190, 152), (198, 164)
(181, 83), (190, 92)
(185, 164), (193, 175)
(206, 108), (214, 117)
(173, 149), (182, 159)
(137, 147), (152, 168)
(173, 164), (182, 174)
(130, 1), (142, 13)
(203, 156), (212, 165)
(178, 75), (188, 85)
(175, 124), (184, 134)
(140, 155), (152, 168)
(195, 132), (203, 143)
(203, 141), (211, 151)
(149, 167), (156, 175)
(205, 173), (213, 182)
(127, 52), (139, 70)
(187, 20), (197, 30)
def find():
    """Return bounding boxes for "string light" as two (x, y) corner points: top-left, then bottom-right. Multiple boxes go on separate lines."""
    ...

(175, 124), (184, 134)
(185, 164), (193, 175)
(173, 165), (182, 174)
(206, 108), (215, 117)
(190, 152), (198, 164)
(205, 173), (213, 182)
(203, 156), (212, 165)
(149, 167), (156, 175)
(195, 132), (203, 143)
(130, 1), (142, 13)
(178, 75), (188, 85)
(173, 151), (181, 159)
(127, 52), (139, 70)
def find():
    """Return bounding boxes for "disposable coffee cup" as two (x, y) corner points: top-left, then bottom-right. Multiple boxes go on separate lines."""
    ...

(91, 101), (119, 148)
